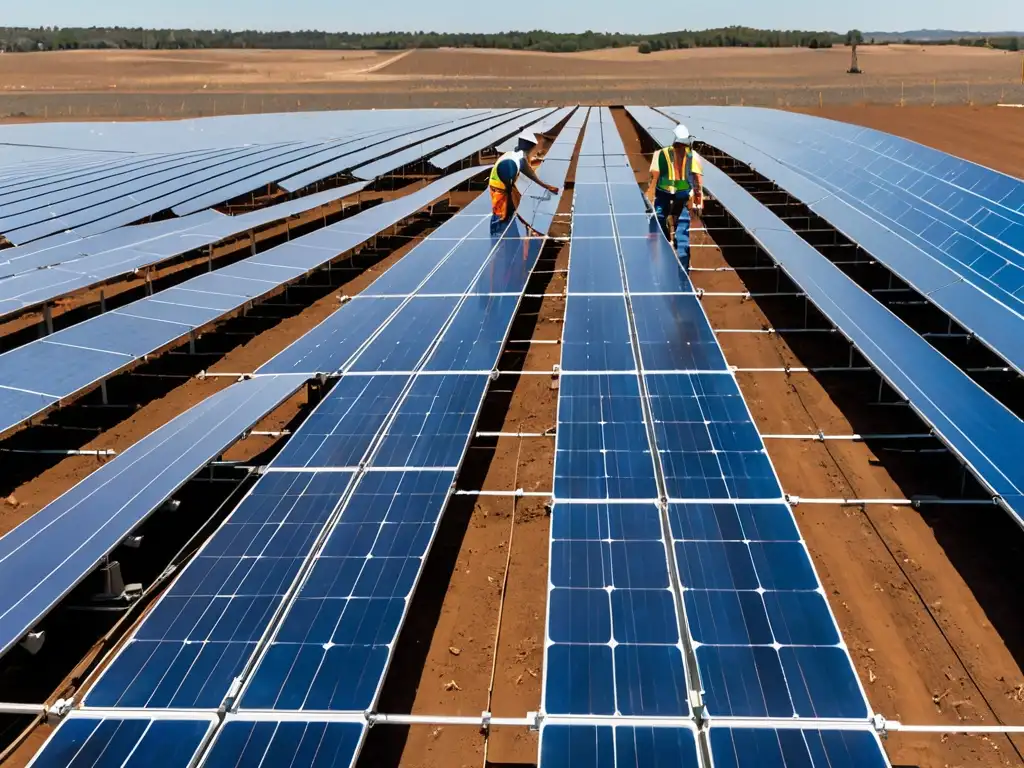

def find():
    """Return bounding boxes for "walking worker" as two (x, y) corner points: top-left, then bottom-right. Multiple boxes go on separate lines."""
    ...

(646, 123), (704, 270)
(489, 131), (559, 221)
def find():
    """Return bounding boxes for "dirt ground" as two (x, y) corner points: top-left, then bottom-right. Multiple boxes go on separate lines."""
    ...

(1, 46), (1022, 119)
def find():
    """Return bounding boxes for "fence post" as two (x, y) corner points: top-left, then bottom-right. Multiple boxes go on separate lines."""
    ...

(900, 81), (905, 107)
(932, 78), (936, 107)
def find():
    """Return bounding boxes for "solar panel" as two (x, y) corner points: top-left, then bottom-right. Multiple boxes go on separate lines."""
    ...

(546, 110), (871, 752)
(700, 160), (1024, 529)
(537, 724), (889, 767)
(0, 167), (483, 438)
(655, 106), (1024, 375)
(199, 718), (364, 768)
(515, 106), (589, 236)
(428, 106), (556, 170)
(26, 714), (216, 768)
(539, 724), (699, 767)
(0, 376), (301, 661)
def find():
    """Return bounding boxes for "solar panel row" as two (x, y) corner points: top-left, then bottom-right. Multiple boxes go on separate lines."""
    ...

(428, 107), (557, 171)
(0, 168), (484, 439)
(0, 111), (496, 244)
(648, 106), (1024, 376)
(0, 182), (368, 321)
(361, 106), (551, 179)
(698, 160), (1024, 529)
(541, 108), (881, 767)
(516, 106), (590, 236)
(493, 106), (576, 154)
(50, 167), (555, 766)
(0, 376), (302, 661)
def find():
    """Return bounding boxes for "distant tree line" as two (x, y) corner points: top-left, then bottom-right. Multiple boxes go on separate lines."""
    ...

(0, 26), (849, 53)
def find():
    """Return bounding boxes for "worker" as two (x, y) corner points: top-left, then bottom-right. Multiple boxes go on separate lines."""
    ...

(489, 131), (559, 222)
(646, 123), (704, 270)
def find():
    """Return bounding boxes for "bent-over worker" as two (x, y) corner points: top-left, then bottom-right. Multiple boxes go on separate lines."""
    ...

(646, 123), (704, 270)
(489, 131), (559, 221)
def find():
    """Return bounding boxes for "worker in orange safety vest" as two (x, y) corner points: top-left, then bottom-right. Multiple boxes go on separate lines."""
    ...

(489, 131), (559, 221)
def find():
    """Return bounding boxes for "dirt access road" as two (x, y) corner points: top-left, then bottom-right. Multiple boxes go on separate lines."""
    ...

(1, 45), (1022, 119)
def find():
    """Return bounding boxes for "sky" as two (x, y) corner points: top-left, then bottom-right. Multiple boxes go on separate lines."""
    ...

(3, 0), (1020, 35)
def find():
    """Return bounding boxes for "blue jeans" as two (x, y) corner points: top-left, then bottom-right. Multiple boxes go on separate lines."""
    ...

(654, 188), (691, 271)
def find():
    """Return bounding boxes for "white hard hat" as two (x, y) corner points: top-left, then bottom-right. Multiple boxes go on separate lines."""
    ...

(673, 124), (694, 145)
(517, 130), (539, 146)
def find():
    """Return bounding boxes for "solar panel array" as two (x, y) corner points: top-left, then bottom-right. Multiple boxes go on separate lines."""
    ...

(625, 107), (1024, 531)
(0, 168), (482, 439)
(12, 103), (1006, 768)
(0, 181), (367, 322)
(659, 106), (1024, 374)
(0, 109), (502, 245)
(22, 133), (568, 763)
(540, 108), (887, 766)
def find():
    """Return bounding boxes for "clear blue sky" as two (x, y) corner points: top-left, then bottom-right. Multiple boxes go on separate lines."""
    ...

(4, 0), (1019, 34)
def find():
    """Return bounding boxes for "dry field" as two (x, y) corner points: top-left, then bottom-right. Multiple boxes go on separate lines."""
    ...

(0, 45), (1022, 118)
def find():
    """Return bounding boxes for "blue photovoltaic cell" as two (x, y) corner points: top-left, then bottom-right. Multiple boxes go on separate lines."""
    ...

(619, 236), (693, 294)
(646, 374), (781, 500)
(709, 728), (890, 768)
(567, 239), (625, 294)
(471, 235), (545, 295)
(539, 725), (699, 768)
(425, 294), (519, 371)
(547, 503), (688, 717)
(349, 297), (459, 372)
(554, 374), (656, 500)
(240, 470), (453, 711)
(631, 294), (728, 371)
(200, 720), (364, 768)
(28, 716), (214, 768)
(273, 376), (408, 469)
(258, 297), (404, 375)
(83, 471), (354, 709)
(562, 296), (635, 372)
(373, 374), (488, 468)
(0, 376), (300, 659)
(672, 500), (865, 719)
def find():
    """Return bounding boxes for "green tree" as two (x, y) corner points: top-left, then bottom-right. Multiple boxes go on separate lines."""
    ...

(846, 29), (864, 46)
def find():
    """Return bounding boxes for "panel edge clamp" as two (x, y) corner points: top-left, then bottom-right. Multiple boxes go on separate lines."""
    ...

(786, 494), (801, 506)
(527, 711), (541, 732)
(46, 698), (73, 723)
(480, 710), (492, 734)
